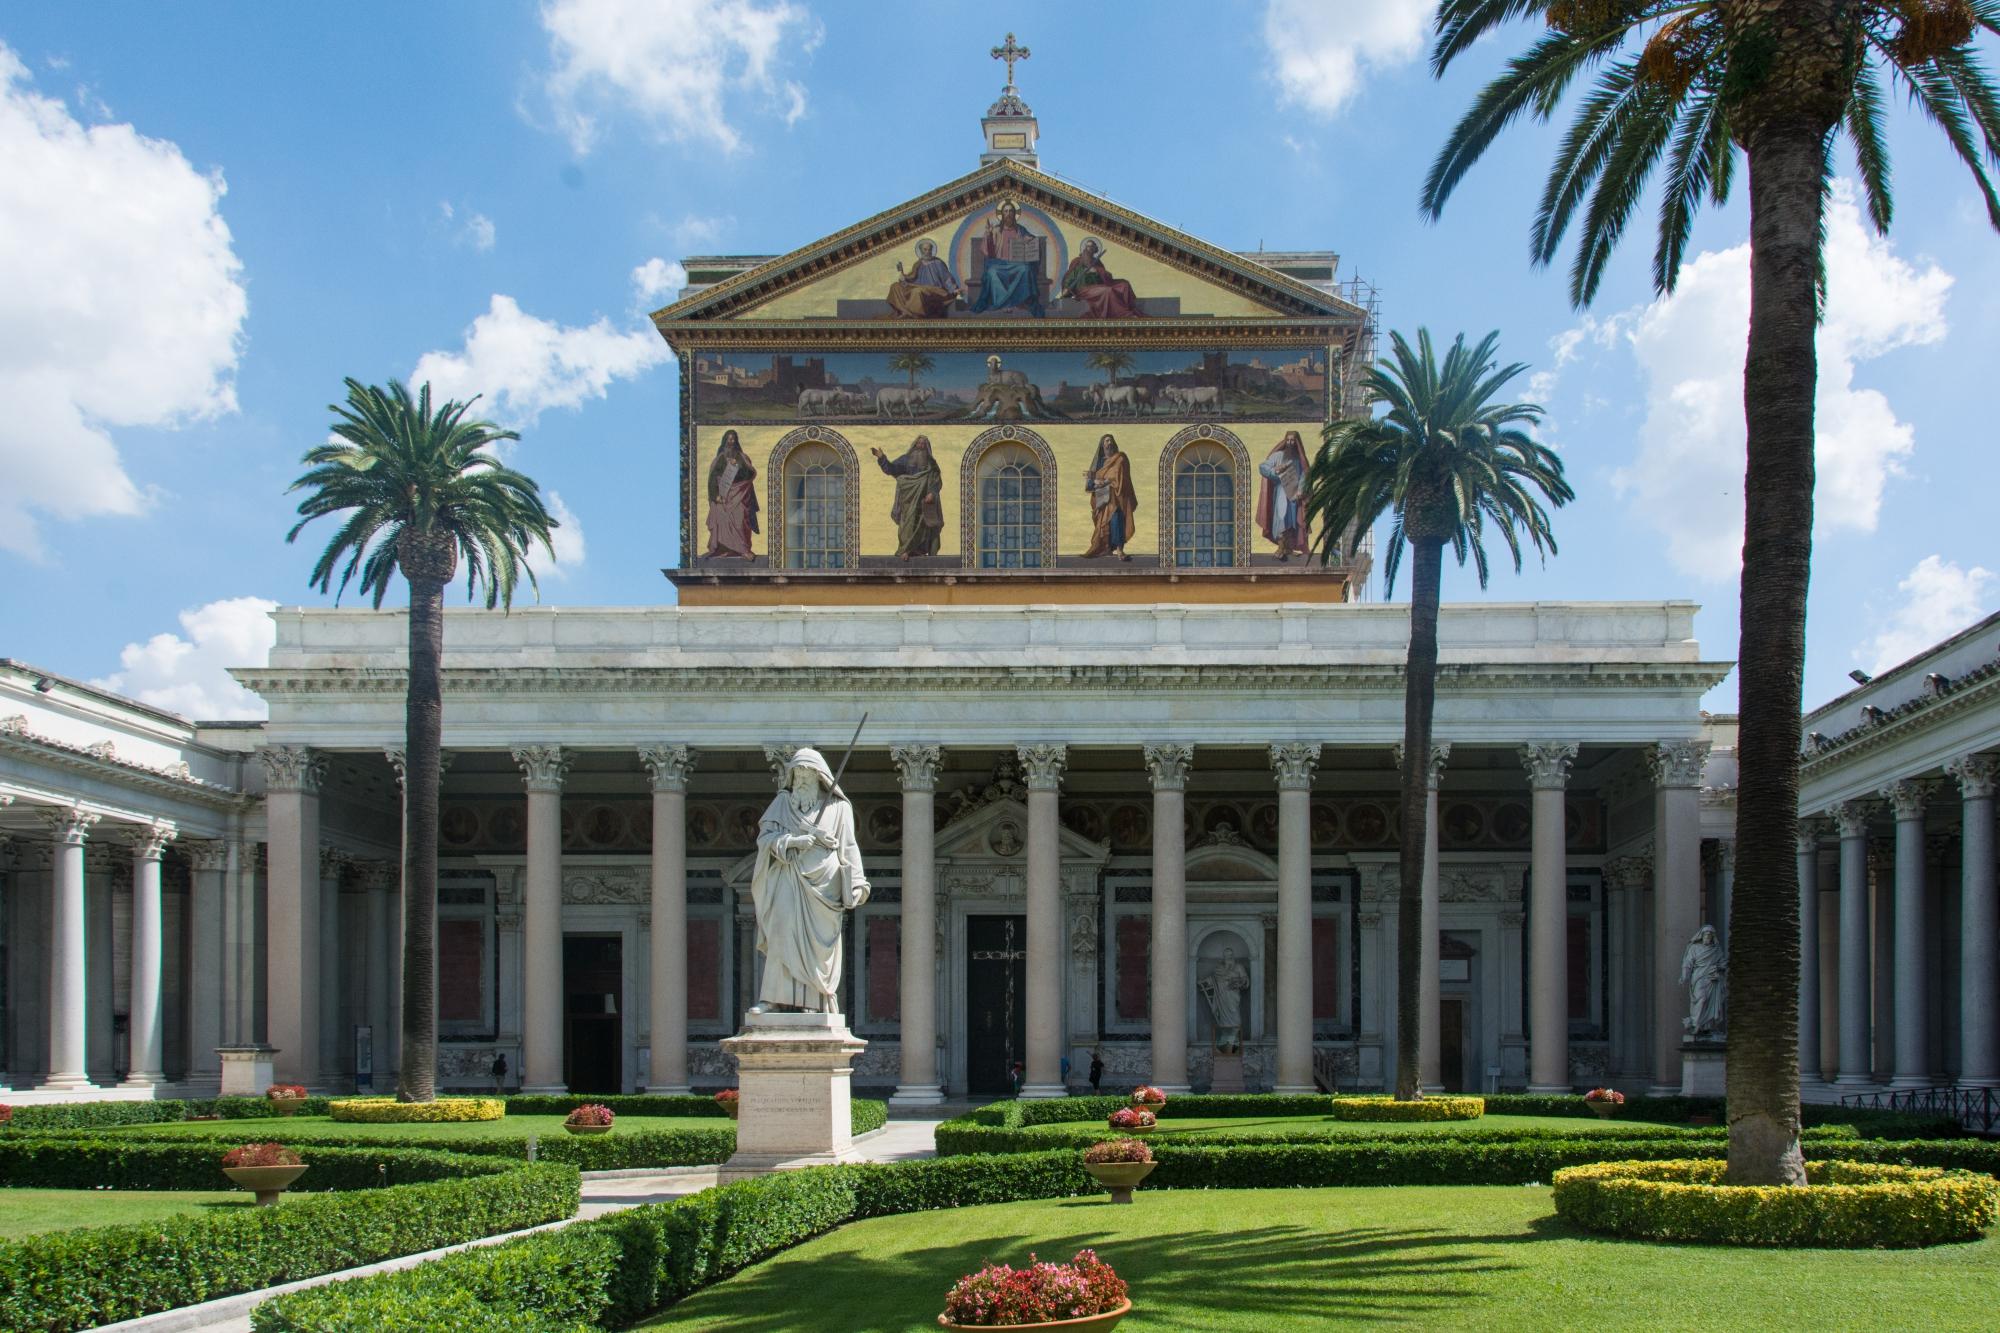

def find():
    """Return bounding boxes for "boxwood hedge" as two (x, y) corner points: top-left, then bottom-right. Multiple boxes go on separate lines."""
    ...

(330, 1097), (507, 1123)
(0, 1138), (578, 1333)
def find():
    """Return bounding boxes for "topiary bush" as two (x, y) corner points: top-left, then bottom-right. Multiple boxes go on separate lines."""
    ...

(46, 1121), (738, 1171)
(1327, 1095), (1485, 1122)
(330, 1097), (506, 1124)
(851, 1098), (889, 1136)
(1552, 1158), (2000, 1247)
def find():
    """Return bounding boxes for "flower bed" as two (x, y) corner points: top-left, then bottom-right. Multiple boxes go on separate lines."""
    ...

(941, 1249), (1127, 1327)
(221, 1142), (304, 1169)
(328, 1096), (506, 1124)
(1106, 1107), (1154, 1132)
(1327, 1095), (1485, 1122)
(0, 1138), (577, 1332)
(1552, 1158), (2000, 1247)
(1082, 1139), (1153, 1165)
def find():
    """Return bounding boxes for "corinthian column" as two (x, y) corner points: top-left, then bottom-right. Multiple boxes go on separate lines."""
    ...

(1945, 755), (1998, 1086)
(121, 821), (177, 1087)
(1017, 743), (1067, 1098)
(40, 805), (99, 1091)
(1395, 742), (1450, 1091)
(1145, 743), (1194, 1093)
(1648, 740), (1707, 1094)
(640, 744), (695, 1094)
(1796, 819), (1823, 1085)
(1270, 742), (1320, 1093)
(1522, 741), (1578, 1093)
(1832, 800), (1873, 1087)
(891, 745), (943, 1106)
(513, 745), (570, 1093)
(185, 839), (229, 1090)
(1883, 779), (1932, 1088)
(260, 745), (326, 1088)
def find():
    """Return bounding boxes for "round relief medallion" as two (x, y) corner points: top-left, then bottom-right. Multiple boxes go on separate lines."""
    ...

(1062, 803), (1105, 842)
(687, 804), (721, 847)
(1249, 802), (1280, 849)
(867, 805), (903, 847)
(1442, 802), (1485, 845)
(1309, 802), (1340, 848)
(583, 804), (626, 848)
(1347, 802), (1388, 845)
(989, 820), (1024, 856)
(487, 805), (523, 848)
(440, 805), (479, 847)
(1494, 802), (1531, 844)
(1109, 804), (1150, 850)
(726, 805), (761, 849)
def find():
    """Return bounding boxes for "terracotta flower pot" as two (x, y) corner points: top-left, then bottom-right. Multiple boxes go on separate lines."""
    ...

(1587, 1102), (1617, 1119)
(939, 1298), (1132, 1332)
(223, 1163), (307, 1206)
(269, 1100), (303, 1118)
(565, 1122), (613, 1135)
(1084, 1160), (1157, 1204)
(720, 1101), (740, 1120)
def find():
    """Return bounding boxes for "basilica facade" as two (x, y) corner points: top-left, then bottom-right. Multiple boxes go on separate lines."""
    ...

(6, 79), (1816, 1108)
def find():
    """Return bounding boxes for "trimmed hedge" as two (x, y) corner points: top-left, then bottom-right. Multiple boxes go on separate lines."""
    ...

(0, 1140), (578, 1333)
(852, 1098), (889, 1136)
(1329, 1095), (1484, 1121)
(331, 1097), (506, 1123)
(4, 1096), (334, 1131)
(1552, 1158), (2000, 1247)
(0, 1137), (517, 1191)
(502, 1093), (730, 1119)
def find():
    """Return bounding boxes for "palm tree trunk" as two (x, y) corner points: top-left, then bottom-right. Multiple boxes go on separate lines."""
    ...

(1726, 115), (1823, 1186)
(398, 575), (445, 1103)
(1396, 538), (1445, 1100)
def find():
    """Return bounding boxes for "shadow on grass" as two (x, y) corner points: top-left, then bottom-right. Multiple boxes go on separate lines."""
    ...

(648, 1213), (1530, 1331)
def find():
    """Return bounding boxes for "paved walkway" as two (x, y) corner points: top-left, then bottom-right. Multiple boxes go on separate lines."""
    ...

(103, 1119), (945, 1333)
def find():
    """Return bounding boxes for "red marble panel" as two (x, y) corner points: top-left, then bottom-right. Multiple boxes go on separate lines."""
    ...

(686, 918), (721, 1022)
(1115, 915), (1149, 1021)
(866, 916), (900, 1022)
(1567, 914), (1590, 1021)
(438, 919), (483, 1022)
(1312, 917), (1340, 1021)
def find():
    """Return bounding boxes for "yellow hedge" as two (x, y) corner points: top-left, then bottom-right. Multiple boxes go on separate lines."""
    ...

(1326, 1095), (1485, 1122)
(1552, 1158), (1999, 1247)
(328, 1097), (507, 1124)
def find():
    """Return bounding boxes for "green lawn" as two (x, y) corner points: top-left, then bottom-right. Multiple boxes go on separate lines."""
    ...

(100, 1113), (692, 1141)
(0, 1188), (254, 1240)
(1023, 1113), (1690, 1140)
(644, 1186), (2000, 1331)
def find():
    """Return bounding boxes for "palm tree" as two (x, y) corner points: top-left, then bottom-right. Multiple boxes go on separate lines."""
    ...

(287, 379), (557, 1102)
(1307, 329), (1572, 1101)
(1420, 0), (2000, 1186)
(1086, 349), (1134, 385)
(887, 352), (934, 389)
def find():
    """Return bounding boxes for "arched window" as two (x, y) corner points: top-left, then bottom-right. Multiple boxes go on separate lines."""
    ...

(783, 442), (848, 569)
(975, 441), (1044, 569)
(1173, 440), (1237, 567)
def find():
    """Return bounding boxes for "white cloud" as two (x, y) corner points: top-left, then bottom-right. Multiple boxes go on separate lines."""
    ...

(94, 596), (277, 721)
(410, 293), (671, 428)
(0, 43), (247, 559)
(544, 490), (586, 576)
(1607, 183), (1950, 580)
(671, 212), (731, 250)
(1263, 0), (1432, 117)
(1860, 556), (1995, 674)
(539, 0), (821, 154)
(631, 256), (689, 306)
(439, 201), (497, 251)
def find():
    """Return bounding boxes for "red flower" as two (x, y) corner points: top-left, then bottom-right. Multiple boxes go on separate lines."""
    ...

(713, 1088), (740, 1102)
(1130, 1085), (1167, 1105)
(222, 1142), (303, 1168)
(0, 1104), (13, 1125)
(265, 1084), (309, 1101)
(1082, 1138), (1152, 1164)
(941, 1249), (1127, 1326)
(1106, 1107), (1155, 1130)
(565, 1103), (615, 1127)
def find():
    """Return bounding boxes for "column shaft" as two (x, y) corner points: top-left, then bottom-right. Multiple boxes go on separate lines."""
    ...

(641, 745), (694, 1094)
(260, 747), (323, 1088)
(1525, 743), (1577, 1093)
(185, 844), (226, 1086)
(1649, 742), (1707, 1094)
(1272, 743), (1319, 1094)
(1796, 824), (1822, 1083)
(1019, 744), (1067, 1097)
(1147, 744), (1192, 1093)
(87, 858), (114, 1082)
(123, 823), (175, 1086)
(1948, 759), (1998, 1086)
(319, 851), (345, 1085)
(1419, 784), (1441, 1091)
(516, 745), (570, 1094)
(891, 745), (942, 1106)
(1834, 805), (1873, 1086)
(364, 865), (395, 1087)
(41, 808), (98, 1090)
(1884, 783), (1931, 1088)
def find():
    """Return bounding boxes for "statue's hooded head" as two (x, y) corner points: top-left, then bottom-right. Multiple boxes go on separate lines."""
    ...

(784, 748), (845, 802)
(1695, 924), (1719, 946)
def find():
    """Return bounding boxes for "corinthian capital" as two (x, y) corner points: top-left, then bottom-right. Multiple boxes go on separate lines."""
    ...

(638, 744), (696, 792)
(1269, 742), (1321, 790)
(130, 820), (177, 861)
(1945, 752), (1999, 801)
(1392, 741), (1451, 790)
(42, 804), (100, 846)
(259, 745), (326, 794)
(1518, 741), (1579, 790)
(1829, 800), (1873, 839)
(1646, 739), (1710, 789)
(891, 744), (943, 792)
(1016, 744), (1068, 790)
(1881, 779), (1929, 821)
(185, 839), (230, 872)
(511, 745), (571, 792)
(1143, 743), (1194, 792)
(384, 747), (453, 790)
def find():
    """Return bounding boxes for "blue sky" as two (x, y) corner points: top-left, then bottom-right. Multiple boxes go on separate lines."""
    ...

(3, 1), (1998, 719)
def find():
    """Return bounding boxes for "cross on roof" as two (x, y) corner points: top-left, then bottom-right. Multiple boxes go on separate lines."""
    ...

(991, 32), (1030, 86)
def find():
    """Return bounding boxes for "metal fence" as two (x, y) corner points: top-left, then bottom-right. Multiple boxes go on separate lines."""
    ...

(1839, 1084), (1998, 1135)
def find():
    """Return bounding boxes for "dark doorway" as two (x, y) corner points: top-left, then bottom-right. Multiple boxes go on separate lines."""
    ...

(1439, 998), (1468, 1093)
(564, 934), (623, 1094)
(965, 914), (1027, 1096)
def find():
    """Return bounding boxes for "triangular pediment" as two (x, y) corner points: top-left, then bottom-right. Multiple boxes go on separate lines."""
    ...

(935, 795), (1110, 865)
(653, 162), (1361, 332)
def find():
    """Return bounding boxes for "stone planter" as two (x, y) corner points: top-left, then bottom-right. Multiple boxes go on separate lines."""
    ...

(719, 1101), (740, 1120)
(223, 1163), (307, 1206)
(1084, 1160), (1157, 1204)
(564, 1123), (614, 1135)
(1587, 1102), (1617, 1119)
(1129, 1095), (1165, 1110)
(268, 1099), (305, 1118)
(939, 1298), (1132, 1332)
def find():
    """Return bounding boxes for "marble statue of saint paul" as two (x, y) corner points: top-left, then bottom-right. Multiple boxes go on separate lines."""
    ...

(748, 748), (871, 1015)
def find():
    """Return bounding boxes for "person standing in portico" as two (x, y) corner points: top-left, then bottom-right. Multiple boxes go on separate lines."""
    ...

(748, 749), (871, 1015)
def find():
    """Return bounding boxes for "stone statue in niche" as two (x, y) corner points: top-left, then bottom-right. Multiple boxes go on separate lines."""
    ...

(1199, 947), (1251, 1053)
(1680, 924), (1726, 1038)
(747, 748), (870, 1015)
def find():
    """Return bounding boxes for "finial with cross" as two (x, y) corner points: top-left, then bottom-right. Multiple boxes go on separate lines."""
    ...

(991, 32), (1030, 87)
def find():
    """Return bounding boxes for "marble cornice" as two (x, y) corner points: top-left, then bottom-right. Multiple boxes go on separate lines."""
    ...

(236, 661), (1733, 698)
(1800, 666), (2000, 774)
(0, 724), (246, 810)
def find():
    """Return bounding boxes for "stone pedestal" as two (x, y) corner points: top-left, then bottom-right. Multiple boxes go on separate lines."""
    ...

(1680, 1040), (1726, 1097)
(718, 1012), (867, 1180)
(1209, 1050), (1245, 1094)
(218, 1045), (278, 1097)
